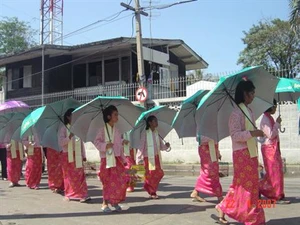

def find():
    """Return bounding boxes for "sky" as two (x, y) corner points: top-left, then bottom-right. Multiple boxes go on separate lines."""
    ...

(0, 0), (290, 74)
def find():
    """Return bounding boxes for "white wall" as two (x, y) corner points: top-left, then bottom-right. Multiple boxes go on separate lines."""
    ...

(84, 103), (300, 165)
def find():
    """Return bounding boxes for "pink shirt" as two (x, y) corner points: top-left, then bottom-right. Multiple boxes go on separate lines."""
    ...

(229, 106), (255, 151)
(93, 126), (125, 161)
(58, 126), (86, 158)
(260, 114), (280, 145)
(137, 130), (168, 158)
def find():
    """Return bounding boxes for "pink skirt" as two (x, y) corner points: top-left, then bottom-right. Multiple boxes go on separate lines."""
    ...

(259, 143), (284, 200)
(61, 152), (88, 200)
(218, 148), (265, 225)
(144, 155), (164, 195)
(25, 147), (43, 189)
(46, 148), (64, 191)
(7, 150), (22, 184)
(99, 157), (127, 205)
(195, 144), (222, 197)
(125, 149), (137, 188)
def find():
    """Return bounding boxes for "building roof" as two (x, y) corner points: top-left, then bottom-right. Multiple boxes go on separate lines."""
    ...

(0, 37), (208, 70)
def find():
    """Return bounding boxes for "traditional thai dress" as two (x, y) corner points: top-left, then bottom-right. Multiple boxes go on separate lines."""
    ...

(194, 135), (222, 198)
(24, 133), (43, 189)
(46, 147), (64, 192)
(6, 140), (24, 185)
(138, 129), (168, 196)
(123, 132), (137, 191)
(217, 105), (266, 225)
(93, 124), (127, 205)
(259, 112), (285, 200)
(58, 125), (89, 200)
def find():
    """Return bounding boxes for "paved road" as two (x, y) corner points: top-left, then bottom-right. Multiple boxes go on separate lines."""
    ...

(0, 175), (299, 225)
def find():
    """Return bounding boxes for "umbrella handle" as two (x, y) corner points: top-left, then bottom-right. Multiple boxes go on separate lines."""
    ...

(279, 127), (286, 133)
(158, 134), (171, 152)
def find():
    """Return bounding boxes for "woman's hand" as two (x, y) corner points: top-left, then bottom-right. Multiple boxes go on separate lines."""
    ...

(69, 133), (74, 139)
(276, 115), (282, 124)
(165, 142), (170, 148)
(122, 140), (129, 145)
(106, 142), (114, 150)
(83, 157), (87, 162)
(250, 130), (264, 137)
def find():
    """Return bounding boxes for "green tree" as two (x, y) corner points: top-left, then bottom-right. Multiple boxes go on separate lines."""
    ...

(290, 0), (300, 32)
(238, 19), (300, 78)
(0, 17), (37, 54)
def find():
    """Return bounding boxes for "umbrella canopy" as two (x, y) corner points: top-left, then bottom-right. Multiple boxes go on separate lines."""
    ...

(70, 96), (144, 142)
(0, 110), (31, 142)
(130, 105), (176, 149)
(21, 98), (81, 151)
(172, 89), (209, 138)
(0, 100), (29, 115)
(298, 98), (300, 111)
(275, 78), (300, 102)
(195, 66), (279, 142)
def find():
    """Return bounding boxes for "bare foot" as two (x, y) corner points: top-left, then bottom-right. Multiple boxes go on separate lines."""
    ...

(190, 190), (206, 202)
(215, 205), (228, 224)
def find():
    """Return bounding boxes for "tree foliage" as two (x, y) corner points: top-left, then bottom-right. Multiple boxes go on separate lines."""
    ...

(0, 17), (37, 54)
(290, 0), (300, 32)
(238, 19), (300, 78)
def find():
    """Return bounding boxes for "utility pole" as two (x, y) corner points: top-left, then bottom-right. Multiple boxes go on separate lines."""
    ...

(121, 0), (148, 87)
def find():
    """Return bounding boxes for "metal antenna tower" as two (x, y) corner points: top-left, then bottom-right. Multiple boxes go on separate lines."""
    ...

(40, 0), (64, 45)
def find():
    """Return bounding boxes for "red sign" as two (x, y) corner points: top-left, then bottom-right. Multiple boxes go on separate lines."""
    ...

(135, 87), (148, 102)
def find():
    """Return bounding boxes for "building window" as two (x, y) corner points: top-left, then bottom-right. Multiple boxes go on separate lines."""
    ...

(12, 68), (23, 90)
(105, 58), (119, 83)
(23, 65), (32, 88)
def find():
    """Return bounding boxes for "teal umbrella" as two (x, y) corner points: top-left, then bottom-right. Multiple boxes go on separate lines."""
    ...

(21, 98), (81, 151)
(172, 89), (209, 138)
(130, 105), (176, 149)
(0, 111), (31, 143)
(298, 98), (300, 111)
(275, 78), (300, 102)
(275, 78), (300, 133)
(195, 66), (279, 142)
(70, 96), (143, 142)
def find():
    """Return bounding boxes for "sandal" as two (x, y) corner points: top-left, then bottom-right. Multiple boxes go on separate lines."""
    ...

(149, 195), (159, 199)
(80, 197), (91, 203)
(190, 190), (206, 202)
(112, 204), (122, 212)
(101, 206), (112, 213)
(215, 206), (229, 224)
(276, 199), (291, 204)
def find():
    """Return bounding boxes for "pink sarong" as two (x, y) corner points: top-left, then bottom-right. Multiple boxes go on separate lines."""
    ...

(7, 150), (22, 184)
(259, 143), (284, 200)
(143, 155), (164, 195)
(61, 152), (88, 200)
(99, 157), (127, 205)
(125, 149), (137, 189)
(46, 148), (64, 191)
(25, 147), (42, 189)
(195, 144), (222, 197)
(218, 148), (265, 225)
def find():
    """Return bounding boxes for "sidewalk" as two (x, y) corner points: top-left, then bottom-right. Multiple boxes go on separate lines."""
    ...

(0, 175), (299, 225)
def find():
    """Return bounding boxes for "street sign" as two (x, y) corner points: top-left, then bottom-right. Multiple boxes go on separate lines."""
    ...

(135, 87), (148, 102)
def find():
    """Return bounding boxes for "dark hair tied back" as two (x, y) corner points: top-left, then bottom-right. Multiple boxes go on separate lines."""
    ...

(145, 115), (157, 130)
(102, 105), (118, 123)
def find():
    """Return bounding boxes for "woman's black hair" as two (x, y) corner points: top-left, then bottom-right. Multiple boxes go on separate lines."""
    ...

(234, 80), (256, 104)
(103, 105), (118, 123)
(265, 99), (277, 113)
(145, 115), (157, 130)
(63, 108), (75, 125)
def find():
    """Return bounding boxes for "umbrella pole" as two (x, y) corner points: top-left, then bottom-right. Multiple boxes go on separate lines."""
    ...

(278, 93), (286, 133)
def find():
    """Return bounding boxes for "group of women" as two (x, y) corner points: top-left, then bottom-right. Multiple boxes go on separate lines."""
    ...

(0, 79), (290, 225)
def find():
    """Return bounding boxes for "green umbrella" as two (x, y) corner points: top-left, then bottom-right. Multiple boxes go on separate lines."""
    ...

(275, 78), (300, 102)
(172, 89), (209, 138)
(70, 96), (143, 143)
(21, 98), (81, 151)
(130, 105), (176, 149)
(298, 98), (300, 111)
(195, 66), (279, 142)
